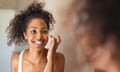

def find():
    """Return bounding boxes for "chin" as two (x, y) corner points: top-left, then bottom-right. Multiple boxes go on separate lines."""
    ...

(29, 45), (44, 52)
(36, 46), (45, 51)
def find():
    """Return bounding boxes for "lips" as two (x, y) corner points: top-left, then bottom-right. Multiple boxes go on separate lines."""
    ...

(32, 40), (44, 47)
(35, 40), (42, 45)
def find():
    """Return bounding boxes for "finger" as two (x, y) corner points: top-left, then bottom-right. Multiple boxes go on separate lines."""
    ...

(49, 35), (57, 49)
(56, 35), (61, 45)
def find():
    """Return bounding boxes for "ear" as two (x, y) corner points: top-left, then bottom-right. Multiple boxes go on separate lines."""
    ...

(23, 32), (27, 40)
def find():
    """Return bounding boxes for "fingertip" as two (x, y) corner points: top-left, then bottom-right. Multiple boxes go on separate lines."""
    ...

(48, 34), (52, 38)
(49, 35), (54, 41)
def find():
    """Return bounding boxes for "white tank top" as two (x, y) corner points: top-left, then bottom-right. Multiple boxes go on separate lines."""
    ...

(18, 49), (47, 72)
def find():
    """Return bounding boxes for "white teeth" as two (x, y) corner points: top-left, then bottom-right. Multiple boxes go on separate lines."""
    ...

(35, 41), (42, 44)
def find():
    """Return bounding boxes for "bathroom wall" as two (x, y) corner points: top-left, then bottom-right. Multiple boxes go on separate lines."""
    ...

(0, 9), (15, 72)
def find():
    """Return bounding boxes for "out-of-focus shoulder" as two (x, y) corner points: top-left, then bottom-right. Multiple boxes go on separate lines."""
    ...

(11, 52), (20, 61)
(11, 52), (20, 69)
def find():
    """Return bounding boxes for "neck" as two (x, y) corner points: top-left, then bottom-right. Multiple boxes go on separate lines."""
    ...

(27, 47), (45, 63)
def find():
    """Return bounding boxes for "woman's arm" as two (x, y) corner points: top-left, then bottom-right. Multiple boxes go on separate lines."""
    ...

(47, 35), (65, 72)
(47, 53), (65, 72)
(46, 57), (54, 72)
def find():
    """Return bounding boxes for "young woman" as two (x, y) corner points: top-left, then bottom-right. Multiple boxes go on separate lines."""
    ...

(7, 3), (65, 72)
(74, 0), (120, 72)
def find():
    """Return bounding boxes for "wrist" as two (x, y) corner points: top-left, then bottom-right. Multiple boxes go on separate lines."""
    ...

(47, 57), (54, 62)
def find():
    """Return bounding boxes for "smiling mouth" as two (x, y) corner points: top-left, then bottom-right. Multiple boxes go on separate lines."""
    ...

(32, 40), (44, 47)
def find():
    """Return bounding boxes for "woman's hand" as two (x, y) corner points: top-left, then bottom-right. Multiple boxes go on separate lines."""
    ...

(46, 35), (61, 72)
(47, 35), (61, 61)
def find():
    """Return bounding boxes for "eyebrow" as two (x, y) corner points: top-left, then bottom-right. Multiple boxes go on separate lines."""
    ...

(29, 26), (48, 29)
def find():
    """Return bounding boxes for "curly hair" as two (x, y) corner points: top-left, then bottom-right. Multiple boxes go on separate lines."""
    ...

(6, 2), (55, 46)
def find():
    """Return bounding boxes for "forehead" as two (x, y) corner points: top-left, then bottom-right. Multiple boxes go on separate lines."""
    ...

(27, 18), (47, 28)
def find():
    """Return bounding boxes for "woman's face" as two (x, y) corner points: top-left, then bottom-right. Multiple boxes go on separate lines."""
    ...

(24, 18), (49, 51)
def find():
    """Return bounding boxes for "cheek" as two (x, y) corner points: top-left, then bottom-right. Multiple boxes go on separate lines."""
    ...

(43, 34), (48, 42)
(27, 34), (34, 40)
(24, 33), (34, 44)
(24, 31), (33, 39)
(27, 36), (33, 44)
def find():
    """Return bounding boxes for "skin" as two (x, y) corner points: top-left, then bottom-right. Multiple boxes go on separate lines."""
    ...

(11, 18), (65, 72)
(71, 0), (120, 71)
(76, 24), (120, 72)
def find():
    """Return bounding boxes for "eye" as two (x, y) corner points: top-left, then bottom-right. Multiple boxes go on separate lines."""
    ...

(31, 29), (37, 34)
(41, 29), (48, 34)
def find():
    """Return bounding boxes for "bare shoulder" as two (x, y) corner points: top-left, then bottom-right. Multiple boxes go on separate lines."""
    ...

(55, 52), (65, 60)
(11, 52), (20, 71)
(44, 48), (65, 62)
(11, 52), (20, 62)
(55, 52), (65, 64)
(54, 52), (65, 72)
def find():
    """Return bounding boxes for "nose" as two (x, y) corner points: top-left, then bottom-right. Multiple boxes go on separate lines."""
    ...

(36, 32), (43, 40)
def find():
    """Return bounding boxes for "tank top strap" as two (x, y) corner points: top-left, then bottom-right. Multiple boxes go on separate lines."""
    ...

(18, 49), (48, 72)
(18, 49), (26, 72)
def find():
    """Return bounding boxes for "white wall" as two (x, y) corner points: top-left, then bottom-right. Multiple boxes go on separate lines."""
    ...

(0, 0), (16, 9)
(16, 0), (33, 12)
(0, 9), (15, 72)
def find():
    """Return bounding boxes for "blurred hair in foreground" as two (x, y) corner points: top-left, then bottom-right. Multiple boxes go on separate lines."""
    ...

(73, 0), (120, 72)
